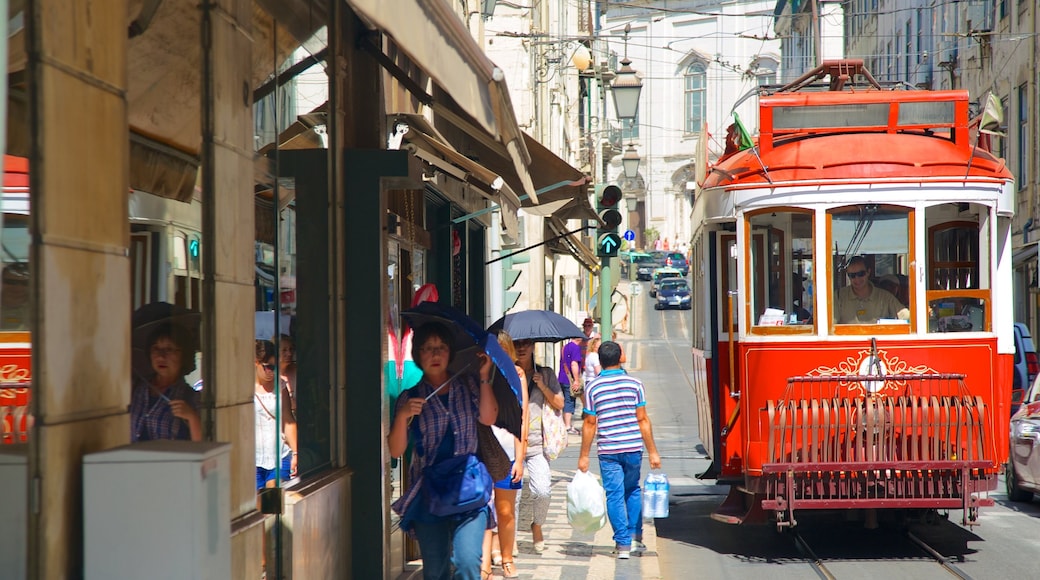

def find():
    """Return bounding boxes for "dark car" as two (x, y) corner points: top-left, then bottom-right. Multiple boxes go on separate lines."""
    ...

(664, 252), (689, 277)
(623, 252), (654, 280)
(1008, 372), (1040, 502)
(654, 278), (691, 310)
(632, 253), (657, 281)
(1013, 322), (1038, 415)
(649, 267), (683, 297)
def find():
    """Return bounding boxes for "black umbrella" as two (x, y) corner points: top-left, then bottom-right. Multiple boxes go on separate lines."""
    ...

(488, 310), (586, 343)
(132, 302), (201, 381)
(402, 301), (524, 438)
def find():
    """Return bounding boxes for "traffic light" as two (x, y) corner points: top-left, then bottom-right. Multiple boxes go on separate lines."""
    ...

(595, 184), (623, 258)
(502, 252), (529, 311)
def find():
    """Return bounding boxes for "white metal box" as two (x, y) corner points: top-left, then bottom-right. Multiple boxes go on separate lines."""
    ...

(0, 445), (27, 579)
(83, 440), (231, 580)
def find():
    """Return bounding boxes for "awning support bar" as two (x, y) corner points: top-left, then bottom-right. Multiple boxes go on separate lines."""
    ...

(486, 226), (593, 265)
(452, 178), (588, 224)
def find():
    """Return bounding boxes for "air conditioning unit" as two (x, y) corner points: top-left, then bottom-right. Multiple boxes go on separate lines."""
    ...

(84, 441), (232, 580)
(965, 0), (993, 33)
(0, 445), (27, 579)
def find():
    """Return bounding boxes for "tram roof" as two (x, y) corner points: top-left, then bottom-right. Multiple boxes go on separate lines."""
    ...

(704, 91), (1013, 189)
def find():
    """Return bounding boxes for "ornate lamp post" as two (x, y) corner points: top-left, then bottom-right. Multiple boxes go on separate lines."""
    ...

(610, 57), (643, 121)
(621, 144), (641, 178)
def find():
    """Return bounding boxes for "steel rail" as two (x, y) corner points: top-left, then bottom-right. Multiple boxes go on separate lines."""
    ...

(906, 530), (974, 580)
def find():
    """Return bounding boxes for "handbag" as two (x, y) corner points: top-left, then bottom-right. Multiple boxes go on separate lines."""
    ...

(540, 369), (569, 461)
(423, 453), (493, 517)
(477, 423), (512, 481)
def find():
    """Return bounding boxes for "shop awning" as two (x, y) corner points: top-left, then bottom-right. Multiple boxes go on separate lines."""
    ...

(346, 0), (537, 203)
(395, 114), (521, 237)
(459, 133), (595, 222)
(547, 217), (600, 274)
(1013, 242), (1039, 267)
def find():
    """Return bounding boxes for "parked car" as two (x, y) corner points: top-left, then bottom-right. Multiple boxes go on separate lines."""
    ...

(1008, 372), (1040, 502)
(654, 278), (691, 310)
(633, 253), (657, 281)
(1013, 322), (1038, 415)
(649, 267), (683, 297)
(622, 252), (654, 280)
(663, 251), (689, 276)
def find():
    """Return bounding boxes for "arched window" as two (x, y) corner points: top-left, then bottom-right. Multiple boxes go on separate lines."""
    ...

(684, 62), (707, 134)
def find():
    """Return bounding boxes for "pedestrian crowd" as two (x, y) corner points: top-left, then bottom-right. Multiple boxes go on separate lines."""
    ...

(388, 312), (661, 579)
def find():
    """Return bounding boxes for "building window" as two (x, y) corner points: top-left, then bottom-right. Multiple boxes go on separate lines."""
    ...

(1018, 83), (1028, 189)
(684, 62), (707, 134)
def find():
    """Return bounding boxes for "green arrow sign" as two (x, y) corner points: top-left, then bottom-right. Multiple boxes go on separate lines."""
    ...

(597, 232), (621, 257)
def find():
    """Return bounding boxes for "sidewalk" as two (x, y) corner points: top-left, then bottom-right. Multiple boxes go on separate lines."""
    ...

(397, 428), (663, 580)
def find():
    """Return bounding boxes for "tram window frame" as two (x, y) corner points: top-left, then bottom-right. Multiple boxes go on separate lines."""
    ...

(925, 203), (990, 333)
(827, 205), (915, 335)
(745, 208), (816, 335)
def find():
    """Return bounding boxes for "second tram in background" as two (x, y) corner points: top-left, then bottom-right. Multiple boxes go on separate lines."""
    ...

(689, 60), (1015, 529)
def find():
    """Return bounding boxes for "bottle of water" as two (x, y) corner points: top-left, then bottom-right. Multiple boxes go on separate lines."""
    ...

(642, 475), (658, 521)
(654, 473), (670, 518)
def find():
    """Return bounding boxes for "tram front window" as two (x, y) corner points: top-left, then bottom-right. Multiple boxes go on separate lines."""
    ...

(830, 206), (911, 330)
(748, 210), (814, 332)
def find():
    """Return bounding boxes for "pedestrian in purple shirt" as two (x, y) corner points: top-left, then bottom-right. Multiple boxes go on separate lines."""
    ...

(558, 335), (583, 433)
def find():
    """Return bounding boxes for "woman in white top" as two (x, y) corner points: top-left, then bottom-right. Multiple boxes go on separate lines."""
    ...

(255, 339), (298, 490)
(583, 335), (602, 385)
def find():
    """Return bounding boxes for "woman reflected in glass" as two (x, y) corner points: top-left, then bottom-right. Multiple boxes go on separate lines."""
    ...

(130, 323), (202, 442)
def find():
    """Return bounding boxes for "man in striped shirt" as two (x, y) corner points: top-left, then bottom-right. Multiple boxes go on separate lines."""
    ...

(577, 341), (661, 559)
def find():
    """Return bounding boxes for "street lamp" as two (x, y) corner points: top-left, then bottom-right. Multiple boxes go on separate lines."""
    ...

(621, 144), (641, 178)
(611, 57), (643, 121)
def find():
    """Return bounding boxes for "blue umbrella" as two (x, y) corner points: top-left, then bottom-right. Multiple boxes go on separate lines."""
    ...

(488, 310), (586, 342)
(402, 301), (524, 438)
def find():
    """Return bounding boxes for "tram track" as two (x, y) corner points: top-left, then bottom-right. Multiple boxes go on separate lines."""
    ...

(790, 528), (974, 580)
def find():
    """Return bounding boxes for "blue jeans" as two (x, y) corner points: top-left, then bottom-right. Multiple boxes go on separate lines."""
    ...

(599, 452), (643, 549)
(562, 384), (576, 414)
(412, 507), (489, 580)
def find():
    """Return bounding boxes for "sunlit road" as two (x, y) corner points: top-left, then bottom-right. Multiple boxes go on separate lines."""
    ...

(620, 278), (1040, 579)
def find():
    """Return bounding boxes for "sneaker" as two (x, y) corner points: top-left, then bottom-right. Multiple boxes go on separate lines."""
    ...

(616, 550), (631, 560)
(632, 540), (647, 553)
(532, 541), (545, 554)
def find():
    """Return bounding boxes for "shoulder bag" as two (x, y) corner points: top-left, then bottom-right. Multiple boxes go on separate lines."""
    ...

(423, 453), (493, 517)
(477, 423), (512, 481)
(540, 368), (569, 461)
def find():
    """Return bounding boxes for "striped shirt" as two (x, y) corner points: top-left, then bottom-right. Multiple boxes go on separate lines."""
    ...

(584, 369), (646, 454)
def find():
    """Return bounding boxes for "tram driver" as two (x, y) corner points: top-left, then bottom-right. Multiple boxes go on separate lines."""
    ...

(834, 256), (909, 324)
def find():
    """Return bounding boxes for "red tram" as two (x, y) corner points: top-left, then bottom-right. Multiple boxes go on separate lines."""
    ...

(690, 61), (1015, 528)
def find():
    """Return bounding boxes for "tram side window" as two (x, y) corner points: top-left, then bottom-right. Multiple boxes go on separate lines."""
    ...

(925, 203), (989, 332)
(829, 206), (911, 329)
(748, 210), (814, 332)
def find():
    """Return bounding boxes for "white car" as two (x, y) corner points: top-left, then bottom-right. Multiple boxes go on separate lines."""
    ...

(1008, 373), (1040, 501)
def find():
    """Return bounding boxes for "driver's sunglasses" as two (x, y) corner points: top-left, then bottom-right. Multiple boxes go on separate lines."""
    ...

(846, 270), (868, 279)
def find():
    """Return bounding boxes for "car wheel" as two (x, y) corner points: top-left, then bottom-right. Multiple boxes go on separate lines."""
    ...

(1006, 461), (1034, 502)
(654, 303), (662, 310)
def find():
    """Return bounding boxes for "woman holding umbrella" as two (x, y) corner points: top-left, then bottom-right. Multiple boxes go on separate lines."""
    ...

(514, 337), (564, 555)
(130, 323), (202, 442)
(388, 321), (498, 580)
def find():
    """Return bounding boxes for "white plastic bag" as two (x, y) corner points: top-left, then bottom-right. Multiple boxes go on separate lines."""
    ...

(567, 470), (607, 533)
